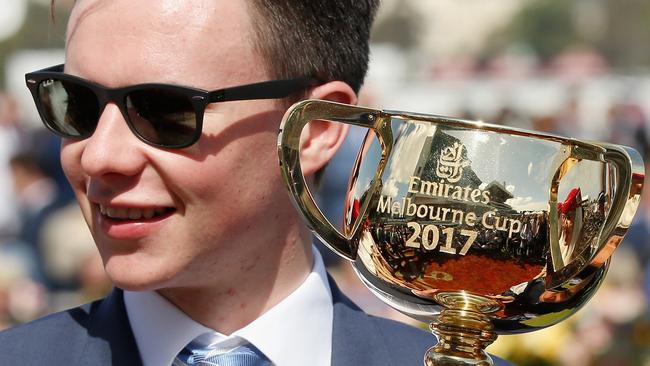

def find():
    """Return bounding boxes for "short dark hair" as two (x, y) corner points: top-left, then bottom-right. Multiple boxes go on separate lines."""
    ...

(53, 1), (379, 93)
(248, 1), (380, 95)
(248, 1), (380, 184)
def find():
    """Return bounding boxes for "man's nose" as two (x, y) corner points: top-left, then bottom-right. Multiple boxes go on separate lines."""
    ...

(80, 103), (147, 178)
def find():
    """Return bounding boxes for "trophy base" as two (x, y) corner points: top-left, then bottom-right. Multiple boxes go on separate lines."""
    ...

(425, 347), (493, 366)
(424, 292), (499, 366)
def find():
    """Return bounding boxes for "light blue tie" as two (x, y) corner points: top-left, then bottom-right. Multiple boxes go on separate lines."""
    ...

(174, 340), (272, 366)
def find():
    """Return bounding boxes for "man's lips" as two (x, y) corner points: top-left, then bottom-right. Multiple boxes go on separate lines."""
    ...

(95, 204), (177, 240)
(98, 205), (175, 221)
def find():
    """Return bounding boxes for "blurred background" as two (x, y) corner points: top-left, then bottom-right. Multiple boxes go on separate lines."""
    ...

(1, 0), (650, 365)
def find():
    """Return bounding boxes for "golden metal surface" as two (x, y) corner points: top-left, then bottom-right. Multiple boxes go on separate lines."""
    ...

(277, 99), (645, 365)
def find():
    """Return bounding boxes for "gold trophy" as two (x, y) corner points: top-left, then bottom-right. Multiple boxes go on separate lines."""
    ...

(277, 100), (645, 365)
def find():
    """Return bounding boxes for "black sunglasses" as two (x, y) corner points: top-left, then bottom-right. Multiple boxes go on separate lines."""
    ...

(25, 64), (318, 148)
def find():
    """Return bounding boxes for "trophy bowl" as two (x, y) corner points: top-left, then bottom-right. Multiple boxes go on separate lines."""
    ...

(278, 100), (645, 365)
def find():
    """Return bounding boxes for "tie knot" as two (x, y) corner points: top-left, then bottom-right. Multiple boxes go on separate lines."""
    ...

(175, 340), (271, 366)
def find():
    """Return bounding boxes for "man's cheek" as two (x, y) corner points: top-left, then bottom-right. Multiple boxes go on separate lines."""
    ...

(60, 140), (85, 183)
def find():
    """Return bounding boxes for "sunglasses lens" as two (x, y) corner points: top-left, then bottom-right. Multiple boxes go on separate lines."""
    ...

(37, 79), (100, 138)
(126, 88), (197, 147)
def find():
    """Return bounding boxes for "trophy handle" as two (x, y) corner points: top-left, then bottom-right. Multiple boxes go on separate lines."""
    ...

(277, 100), (390, 261)
(591, 143), (644, 265)
(547, 142), (644, 288)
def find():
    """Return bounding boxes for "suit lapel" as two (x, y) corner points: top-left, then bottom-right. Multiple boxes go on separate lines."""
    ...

(68, 283), (510, 366)
(77, 289), (143, 366)
(83, 285), (394, 366)
(329, 278), (401, 366)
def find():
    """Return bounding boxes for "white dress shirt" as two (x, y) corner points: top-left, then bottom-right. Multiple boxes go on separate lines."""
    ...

(124, 248), (333, 366)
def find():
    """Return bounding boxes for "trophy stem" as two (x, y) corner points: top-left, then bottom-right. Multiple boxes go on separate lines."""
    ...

(425, 293), (499, 366)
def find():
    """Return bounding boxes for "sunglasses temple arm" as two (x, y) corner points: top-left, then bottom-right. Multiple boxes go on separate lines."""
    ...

(208, 77), (315, 103)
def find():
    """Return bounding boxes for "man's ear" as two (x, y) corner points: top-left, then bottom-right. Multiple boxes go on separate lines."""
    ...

(298, 81), (357, 176)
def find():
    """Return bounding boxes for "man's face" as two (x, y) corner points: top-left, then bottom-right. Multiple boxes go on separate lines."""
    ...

(62, 0), (298, 291)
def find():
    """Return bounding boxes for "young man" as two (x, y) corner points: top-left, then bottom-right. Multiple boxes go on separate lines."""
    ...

(0, 1), (509, 365)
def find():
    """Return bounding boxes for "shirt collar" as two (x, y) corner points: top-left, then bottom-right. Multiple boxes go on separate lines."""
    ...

(124, 248), (333, 366)
(124, 286), (210, 366)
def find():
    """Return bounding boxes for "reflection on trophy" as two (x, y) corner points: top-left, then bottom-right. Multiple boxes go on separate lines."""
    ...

(277, 100), (645, 365)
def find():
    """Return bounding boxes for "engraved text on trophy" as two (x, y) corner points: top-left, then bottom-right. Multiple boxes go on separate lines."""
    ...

(436, 142), (470, 183)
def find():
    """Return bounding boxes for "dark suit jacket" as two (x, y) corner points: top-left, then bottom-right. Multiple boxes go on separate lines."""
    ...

(0, 281), (511, 365)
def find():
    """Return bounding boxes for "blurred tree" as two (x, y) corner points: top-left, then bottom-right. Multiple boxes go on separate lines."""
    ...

(599, 0), (650, 69)
(0, 1), (71, 87)
(483, 0), (650, 69)
(370, 0), (422, 50)
(484, 0), (580, 62)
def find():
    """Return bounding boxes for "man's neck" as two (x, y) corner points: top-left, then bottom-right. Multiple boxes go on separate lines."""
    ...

(157, 231), (314, 334)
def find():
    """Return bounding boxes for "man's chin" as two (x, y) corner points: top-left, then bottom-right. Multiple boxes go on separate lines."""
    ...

(100, 250), (187, 292)
(112, 280), (161, 293)
(105, 265), (178, 293)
